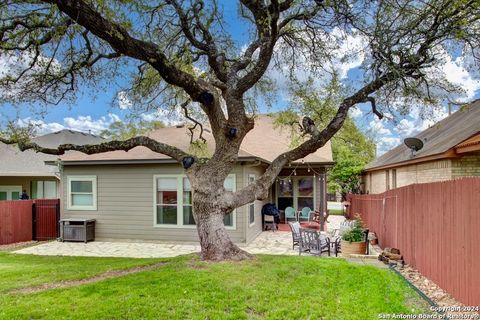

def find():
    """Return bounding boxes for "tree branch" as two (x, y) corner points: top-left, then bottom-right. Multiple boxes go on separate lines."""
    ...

(43, 0), (208, 103)
(227, 72), (396, 209)
(0, 135), (192, 164)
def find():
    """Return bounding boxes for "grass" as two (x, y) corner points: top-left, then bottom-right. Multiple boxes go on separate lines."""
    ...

(0, 252), (431, 319)
(328, 208), (345, 215)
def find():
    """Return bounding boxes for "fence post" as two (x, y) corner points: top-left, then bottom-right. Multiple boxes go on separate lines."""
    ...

(55, 200), (60, 238)
(32, 202), (36, 241)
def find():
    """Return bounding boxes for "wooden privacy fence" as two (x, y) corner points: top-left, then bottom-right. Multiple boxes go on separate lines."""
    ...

(348, 177), (480, 306)
(0, 200), (33, 245)
(0, 199), (60, 245)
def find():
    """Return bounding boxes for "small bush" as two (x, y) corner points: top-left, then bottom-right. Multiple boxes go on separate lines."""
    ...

(341, 214), (365, 242)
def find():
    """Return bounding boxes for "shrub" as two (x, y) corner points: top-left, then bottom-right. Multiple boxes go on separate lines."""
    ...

(341, 214), (365, 243)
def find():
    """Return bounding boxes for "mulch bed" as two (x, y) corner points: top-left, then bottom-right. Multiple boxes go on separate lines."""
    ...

(396, 265), (479, 319)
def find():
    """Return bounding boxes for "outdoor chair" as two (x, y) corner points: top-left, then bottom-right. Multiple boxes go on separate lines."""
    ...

(299, 207), (312, 222)
(264, 214), (277, 232)
(299, 228), (330, 256)
(288, 221), (301, 250)
(284, 206), (297, 223)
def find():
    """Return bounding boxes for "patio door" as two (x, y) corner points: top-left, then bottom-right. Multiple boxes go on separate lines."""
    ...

(275, 177), (315, 211)
(0, 186), (22, 200)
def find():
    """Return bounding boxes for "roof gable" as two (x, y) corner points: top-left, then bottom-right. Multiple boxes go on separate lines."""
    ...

(366, 100), (480, 170)
(0, 129), (106, 176)
(60, 114), (333, 164)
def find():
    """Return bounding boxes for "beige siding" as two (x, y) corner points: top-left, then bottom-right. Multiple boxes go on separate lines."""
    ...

(62, 164), (248, 243)
(367, 170), (387, 194)
(244, 164), (268, 243)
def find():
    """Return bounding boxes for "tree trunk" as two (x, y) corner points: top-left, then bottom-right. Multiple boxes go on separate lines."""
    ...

(193, 199), (253, 261)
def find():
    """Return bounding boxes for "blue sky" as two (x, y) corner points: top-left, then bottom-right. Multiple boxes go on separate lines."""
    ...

(1, 3), (479, 156)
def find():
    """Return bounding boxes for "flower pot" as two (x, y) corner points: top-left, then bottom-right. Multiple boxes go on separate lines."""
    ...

(341, 240), (367, 256)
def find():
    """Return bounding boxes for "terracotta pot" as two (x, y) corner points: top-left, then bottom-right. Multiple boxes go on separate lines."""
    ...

(341, 240), (367, 256)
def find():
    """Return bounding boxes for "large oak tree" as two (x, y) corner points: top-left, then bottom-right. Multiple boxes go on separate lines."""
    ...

(1, 0), (479, 260)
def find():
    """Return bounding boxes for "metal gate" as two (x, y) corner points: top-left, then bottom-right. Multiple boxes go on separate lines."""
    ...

(32, 199), (60, 241)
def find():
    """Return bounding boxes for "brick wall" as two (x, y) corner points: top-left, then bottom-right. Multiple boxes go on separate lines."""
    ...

(451, 153), (480, 178)
(365, 159), (454, 194)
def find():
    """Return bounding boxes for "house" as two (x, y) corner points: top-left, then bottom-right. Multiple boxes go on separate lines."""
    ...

(53, 114), (334, 244)
(0, 130), (104, 200)
(362, 101), (480, 194)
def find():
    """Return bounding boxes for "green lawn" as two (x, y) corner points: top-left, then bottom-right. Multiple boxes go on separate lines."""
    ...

(328, 208), (345, 215)
(0, 252), (430, 319)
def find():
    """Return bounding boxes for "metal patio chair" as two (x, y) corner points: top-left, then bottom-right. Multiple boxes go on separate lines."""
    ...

(299, 228), (330, 256)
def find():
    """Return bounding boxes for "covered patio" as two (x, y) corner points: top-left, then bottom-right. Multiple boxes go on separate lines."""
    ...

(265, 164), (333, 231)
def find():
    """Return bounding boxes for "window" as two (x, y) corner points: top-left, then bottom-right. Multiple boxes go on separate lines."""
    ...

(154, 174), (236, 229)
(392, 169), (397, 189)
(277, 179), (293, 210)
(223, 175), (235, 227)
(156, 178), (178, 225)
(385, 170), (390, 190)
(31, 181), (57, 199)
(297, 178), (314, 210)
(182, 178), (195, 225)
(248, 174), (256, 226)
(0, 186), (21, 200)
(67, 176), (97, 210)
(276, 177), (315, 211)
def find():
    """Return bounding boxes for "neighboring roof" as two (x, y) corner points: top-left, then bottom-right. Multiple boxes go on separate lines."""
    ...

(60, 114), (334, 165)
(0, 129), (105, 177)
(455, 133), (480, 154)
(365, 100), (480, 171)
(31, 129), (105, 148)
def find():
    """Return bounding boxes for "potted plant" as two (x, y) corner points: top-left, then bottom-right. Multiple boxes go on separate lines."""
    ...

(340, 216), (367, 256)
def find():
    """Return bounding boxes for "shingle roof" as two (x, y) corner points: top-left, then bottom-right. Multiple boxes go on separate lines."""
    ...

(60, 114), (334, 164)
(365, 100), (480, 171)
(31, 129), (105, 148)
(0, 130), (105, 177)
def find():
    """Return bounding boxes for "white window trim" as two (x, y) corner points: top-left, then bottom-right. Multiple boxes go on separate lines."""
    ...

(67, 176), (97, 211)
(153, 174), (237, 230)
(276, 176), (316, 210)
(248, 174), (256, 227)
(0, 186), (22, 200)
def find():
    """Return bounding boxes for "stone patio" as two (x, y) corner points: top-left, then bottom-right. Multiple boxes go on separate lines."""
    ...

(13, 215), (381, 267)
(14, 231), (299, 258)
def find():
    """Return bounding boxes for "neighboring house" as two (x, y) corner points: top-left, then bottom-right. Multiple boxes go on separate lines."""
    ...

(362, 101), (480, 194)
(0, 129), (104, 200)
(55, 115), (334, 244)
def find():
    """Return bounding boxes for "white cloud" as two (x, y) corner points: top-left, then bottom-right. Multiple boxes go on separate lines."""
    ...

(395, 119), (416, 136)
(17, 113), (122, 136)
(368, 120), (391, 136)
(377, 137), (401, 156)
(117, 91), (132, 110)
(349, 107), (363, 118)
(330, 28), (367, 79)
(442, 54), (480, 100)
(0, 51), (61, 100)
